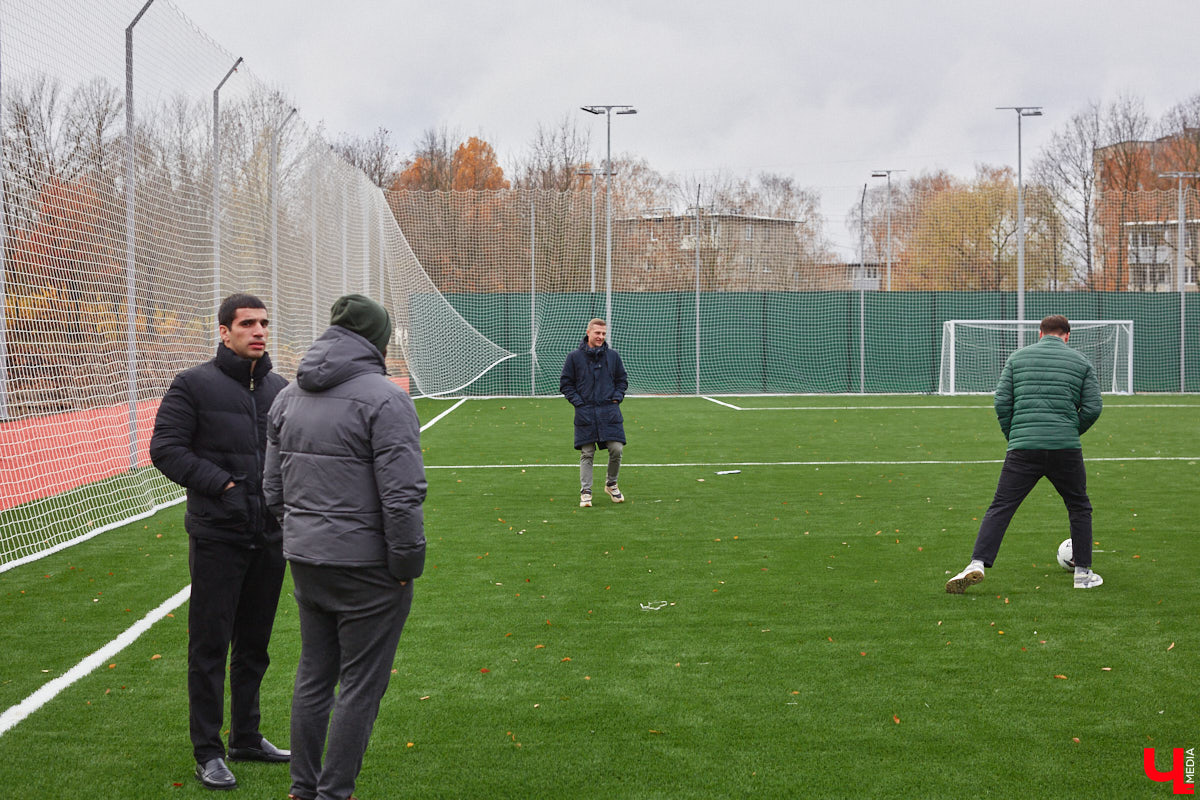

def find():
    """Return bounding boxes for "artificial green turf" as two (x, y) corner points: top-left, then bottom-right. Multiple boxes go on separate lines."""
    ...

(0, 396), (1196, 798)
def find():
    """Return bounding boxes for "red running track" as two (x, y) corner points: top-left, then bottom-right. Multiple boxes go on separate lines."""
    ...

(0, 400), (160, 512)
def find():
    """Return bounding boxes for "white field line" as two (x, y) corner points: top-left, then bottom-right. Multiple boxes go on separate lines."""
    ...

(427, 455), (1199, 469)
(702, 397), (1197, 411)
(0, 584), (191, 739)
(420, 397), (467, 432)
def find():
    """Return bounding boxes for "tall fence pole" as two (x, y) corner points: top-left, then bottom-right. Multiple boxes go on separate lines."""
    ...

(694, 187), (701, 395)
(530, 201), (537, 396)
(0, 16), (9, 421)
(270, 107), (296, 329)
(212, 56), (242, 340)
(125, 0), (156, 469)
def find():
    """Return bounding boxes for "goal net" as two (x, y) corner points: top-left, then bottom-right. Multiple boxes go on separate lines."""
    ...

(938, 320), (1134, 395)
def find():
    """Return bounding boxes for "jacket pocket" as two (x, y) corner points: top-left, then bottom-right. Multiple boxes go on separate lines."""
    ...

(197, 478), (251, 528)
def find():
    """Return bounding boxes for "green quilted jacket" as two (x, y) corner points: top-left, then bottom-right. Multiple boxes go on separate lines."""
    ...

(993, 334), (1102, 451)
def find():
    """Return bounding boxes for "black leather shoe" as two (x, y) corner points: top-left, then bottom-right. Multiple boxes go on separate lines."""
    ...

(195, 757), (237, 790)
(227, 736), (291, 763)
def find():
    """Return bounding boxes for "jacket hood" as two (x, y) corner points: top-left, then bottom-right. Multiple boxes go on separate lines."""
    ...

(296, 326), (386, 392)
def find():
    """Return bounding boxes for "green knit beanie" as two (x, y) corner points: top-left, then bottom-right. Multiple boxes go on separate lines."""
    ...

(330, 294), (393, 355)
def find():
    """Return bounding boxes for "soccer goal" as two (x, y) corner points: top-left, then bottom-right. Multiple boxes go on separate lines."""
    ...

(938, 320), (1134, 395)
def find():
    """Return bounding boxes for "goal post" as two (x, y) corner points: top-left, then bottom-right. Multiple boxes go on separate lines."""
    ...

(938, 320), (1134, 395)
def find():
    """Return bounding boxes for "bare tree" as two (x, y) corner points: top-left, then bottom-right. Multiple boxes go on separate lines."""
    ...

(1032, 100), (1103, 286)
(511, 115), (591, 190)
(334, 126), (400, 188)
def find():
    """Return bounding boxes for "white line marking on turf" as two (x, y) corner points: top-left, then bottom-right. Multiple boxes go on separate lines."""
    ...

(701, 396), (743, 409)
(420, 397), (467, 432)
(426, 456), (1199, 469)
(0, 584), (191, 739)
(702, 398), (1198, 412)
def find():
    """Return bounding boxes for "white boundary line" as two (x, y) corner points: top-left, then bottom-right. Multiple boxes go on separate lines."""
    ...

(427, 455), (1199, 469)
(702, 397), (1197, 411)
(420, 397), (467, 432)
(0, 584), (192, 738)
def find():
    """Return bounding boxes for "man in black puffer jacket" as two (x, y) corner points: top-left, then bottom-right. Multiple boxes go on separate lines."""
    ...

(150, 293), (291, 791)
(264, 294), (426, 800)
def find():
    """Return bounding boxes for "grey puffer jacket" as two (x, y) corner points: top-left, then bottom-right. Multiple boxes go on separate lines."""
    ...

(264, 326), (426, 580)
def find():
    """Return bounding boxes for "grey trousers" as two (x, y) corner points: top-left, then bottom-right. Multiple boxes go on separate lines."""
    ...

(288, 562), (413, 800)
(580, 441), (623, 492)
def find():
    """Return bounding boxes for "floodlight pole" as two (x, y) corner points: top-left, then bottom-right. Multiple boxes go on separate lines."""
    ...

(581, 104), (637, 338)
(212, 56), (243, 335)
(997, 106), (1042, 328)
(577, 167), (599, 294)
(270, 106), (298, 326)
(123, 0), (156, 468)
(1159, 171), (1200, 391)
(871, 169), (904, 291)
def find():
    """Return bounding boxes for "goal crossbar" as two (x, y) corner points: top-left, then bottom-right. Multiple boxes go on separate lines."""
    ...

(938, 320), (1134, 395)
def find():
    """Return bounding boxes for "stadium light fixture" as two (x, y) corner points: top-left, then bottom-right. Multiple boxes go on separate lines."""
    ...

(870, 169), (905, 291)
(996, 106), (1043, 328)
(580, 105), (637, 333)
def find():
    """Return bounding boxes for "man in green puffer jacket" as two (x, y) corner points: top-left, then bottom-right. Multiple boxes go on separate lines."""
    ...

(946, 315), (1104, 593)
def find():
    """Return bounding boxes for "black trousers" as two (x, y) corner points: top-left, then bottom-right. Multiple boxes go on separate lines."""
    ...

(188, 536), (286, 762)
(972, 448), (1093, 569)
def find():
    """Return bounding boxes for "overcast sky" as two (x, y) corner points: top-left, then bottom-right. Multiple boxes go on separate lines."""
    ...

(180, 0), (1200, 256)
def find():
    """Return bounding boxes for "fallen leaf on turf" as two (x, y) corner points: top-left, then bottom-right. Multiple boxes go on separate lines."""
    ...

(535, 644), (545, 649)
(1101, 667), (1112, 671)
(1072, 737), (1080, 743)
(407, 742), (414, 748)
(151, 654), (161, 660)
(893, 715), (901, 724)
(420, 696), (431, 701)
(1167, 642), (1175, 651)
(1054, 674), (1068, 679)
(479, 668), (490, 674)
(561, 657), (571, 662)
(649, 729), (662, 734)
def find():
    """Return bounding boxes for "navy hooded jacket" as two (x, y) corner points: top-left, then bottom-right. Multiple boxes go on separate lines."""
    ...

(560, 336), (628, 449)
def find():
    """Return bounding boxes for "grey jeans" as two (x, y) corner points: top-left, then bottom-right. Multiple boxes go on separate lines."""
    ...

(288, 563), (413, 800)
(580, 440), (623, 492)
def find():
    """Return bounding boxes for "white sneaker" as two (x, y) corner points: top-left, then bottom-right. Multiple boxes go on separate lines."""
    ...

(605, 484), (624, 503)
(1074, 569), (1103, 589)
(945, 562), (984, 594)
(579, 491), (592, 508)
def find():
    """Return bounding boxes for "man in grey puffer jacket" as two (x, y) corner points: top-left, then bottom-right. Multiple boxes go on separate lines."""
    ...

(946, 314), (1103, 594)
(264, 294), (426, 800)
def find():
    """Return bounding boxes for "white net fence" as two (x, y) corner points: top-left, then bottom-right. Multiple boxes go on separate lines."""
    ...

(0, 0), (506, 570)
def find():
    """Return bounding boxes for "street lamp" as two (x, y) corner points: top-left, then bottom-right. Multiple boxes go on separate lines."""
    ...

(213, 56), (243, 331)
(997, 106), (1042, 327)
(870, 169), (904, 291)
(580, 104), (637, 334)
(1158, 170), (1200, 391)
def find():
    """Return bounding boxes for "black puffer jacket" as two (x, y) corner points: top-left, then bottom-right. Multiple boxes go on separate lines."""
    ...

(264, 326), (427, 581)
(150, 343), (287, 545)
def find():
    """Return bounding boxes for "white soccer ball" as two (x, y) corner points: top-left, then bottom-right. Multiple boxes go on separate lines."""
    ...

(1056, 538), (1074, 571)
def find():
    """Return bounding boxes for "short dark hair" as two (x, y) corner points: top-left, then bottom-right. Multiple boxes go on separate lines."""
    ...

(218, 293), (266, 329)
(1040, 314), (1070, 335)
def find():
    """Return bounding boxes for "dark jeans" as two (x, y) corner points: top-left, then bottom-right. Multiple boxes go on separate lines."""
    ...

(289, 563), (414, 800)
(972, 448), (1093, 569)
(188, 537), (286, 762)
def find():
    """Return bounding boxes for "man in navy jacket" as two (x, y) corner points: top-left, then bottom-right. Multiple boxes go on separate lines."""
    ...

(150, 293), (290, 791)
(560, 318), (629, 507)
